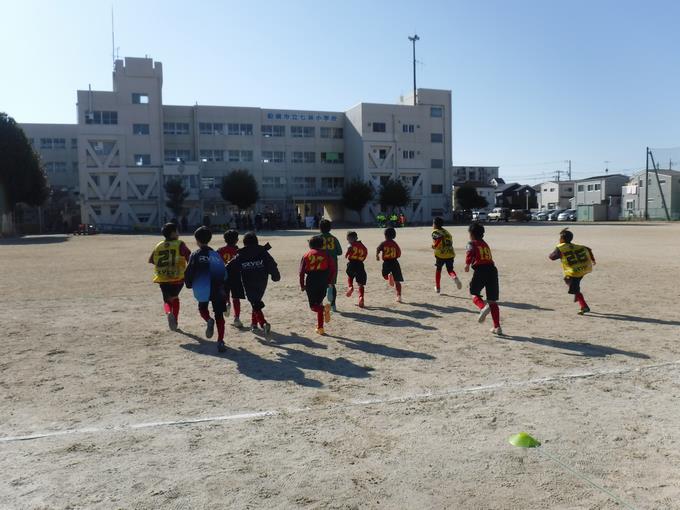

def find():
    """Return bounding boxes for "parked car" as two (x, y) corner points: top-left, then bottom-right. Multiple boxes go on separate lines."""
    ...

(472, 210), (488, 222)
(510, 209), (531, 221)
(74, 224), (98, 235)
(487, 207), (511, 222)
(547, 209), (566, 221)
(533, 210), (550, 221)
(557, 209), (577, 221)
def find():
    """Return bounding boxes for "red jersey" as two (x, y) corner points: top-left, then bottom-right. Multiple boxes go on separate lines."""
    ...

(217, 245), (238, 265)
(377, 240), (401, 261)
(346, 241), (368, 261)
(465, 240), (494, 268)
(299, 249), (336, 287)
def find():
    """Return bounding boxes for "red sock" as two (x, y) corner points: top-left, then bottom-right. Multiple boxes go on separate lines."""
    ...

(171, 299), (180, 320)
(347, 276), (354, 288)
(216, 316), (225, 341)
(359, 285), (365, 298)
(233, 299), (241, 319)
(312, 305), (324, 329)
(163, 302), (171, 314)
(395, 281), (402, 296)
(435, 270), (442, 289)
(199, 308), (212, 322)
(448, 270), (458, 279)
(472, 295), (486, 309)
(575, 293), (588, 309)
(257, 310), (266, 327)
(489, 302), (500, 328)
(251, 310), (257, 325)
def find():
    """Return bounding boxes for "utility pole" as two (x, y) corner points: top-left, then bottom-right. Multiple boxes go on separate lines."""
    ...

(567, 159), (571, 180)
(644, 147), (649, 221)
(408, 34), (420, 105)
(555, 169), (561, 182)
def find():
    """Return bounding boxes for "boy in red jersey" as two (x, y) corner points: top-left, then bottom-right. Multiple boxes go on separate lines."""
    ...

(217, 230), (245, 328)
(345, 231), (368, 308)
(376, 227), (403, 303)
(548, 228), (596, 314)
(148, 223), (191, 331)
(464, 222), (502, 335)
(300, 235), (335, 335)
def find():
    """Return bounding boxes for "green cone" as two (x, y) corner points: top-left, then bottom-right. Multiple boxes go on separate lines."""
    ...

(509, 432), (541, 448)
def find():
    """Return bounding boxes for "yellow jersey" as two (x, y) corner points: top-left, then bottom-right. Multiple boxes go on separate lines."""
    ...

(556, 242), (593, 278)
(151, 240), (188, 283)
(432, 228), (455, 259)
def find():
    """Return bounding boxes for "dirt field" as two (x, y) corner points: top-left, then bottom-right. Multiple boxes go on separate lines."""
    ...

(1, 223), (679, 509)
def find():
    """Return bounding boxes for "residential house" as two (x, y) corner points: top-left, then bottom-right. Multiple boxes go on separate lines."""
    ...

(574, 174), (628, 221)
(494, 183), (538, 209)
(621, 169), (680, 220)
(537, 181), (575, 210)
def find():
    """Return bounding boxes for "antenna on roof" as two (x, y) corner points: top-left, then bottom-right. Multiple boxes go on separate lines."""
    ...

(111, 6), (115, 66)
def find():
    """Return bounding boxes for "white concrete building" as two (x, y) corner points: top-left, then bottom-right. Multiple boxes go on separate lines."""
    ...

(22, 57), (454, 229)
(537, 181), (575, 210)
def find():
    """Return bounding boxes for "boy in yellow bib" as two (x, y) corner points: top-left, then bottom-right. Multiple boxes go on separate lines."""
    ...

(432, 217), (462, 293)
(548, 228), (596, 314)
(148, 223), (191, 330)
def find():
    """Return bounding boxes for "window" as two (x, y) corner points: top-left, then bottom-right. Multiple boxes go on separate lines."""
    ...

(134, 154), (151, 166)
(228, 123), (253, 136)
(372, 122), (386, 133)
(431, 184), (444, 194)
(431, 159), (444, 168)
(626, 200), (635, 210)
(85, 110), (118, 125)
(431, 133), (443, 143)
(291, 126), (315, 138)
(292, 151), (304, 163)
(320, 127), (343, 138)
(594, 183), (601, 190)
(577, 185), (585, 191)
(132, 93), (149, 104)
(430, 106), (443, 118)
(549, 188), (555, 192)
(40, 138), (53, 149)
(262, 125), (285, 137)
(321, 152), (344, 164)
(241, 150), (253, 162)
(71, 138), (78, 148)
(321, 177), (344, 190)
(304, 151), (315, 163)
(133, 124), (150, 135)
(53, 138), (66, 149)
(200, 149), (223, 162)
(164, 122), (190, 135)
(227, 150), (253, 163)
(566, 187), (572, 192)
(292, 151), (316, 163)
(164, 149), (191, 162)
(228, 150), (240, 162)
(262, 176), (286, 188)
(379, 149), (387, 160)
(262, 151), (285, 163)
(293, 176), (316, 189)
(402, 150), (415, 159)
(402, 124), (415, 133)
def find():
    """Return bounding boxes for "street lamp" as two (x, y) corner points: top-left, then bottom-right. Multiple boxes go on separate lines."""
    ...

(408, 34), (419, 105)
(525, 189), (530, 210)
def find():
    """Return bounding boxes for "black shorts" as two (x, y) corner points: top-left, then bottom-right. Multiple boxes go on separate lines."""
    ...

(346, 260), (367, 286)
(469, 264), (499, 301)
(305, 271), (328, 307)
(434, 257), (454, 273)
(564, 276), (582, 295)
(198, 287), (227, 316)
(224, 277), (245, 301)
(159, 282), (183, 302)
(382, 259), (404, 282)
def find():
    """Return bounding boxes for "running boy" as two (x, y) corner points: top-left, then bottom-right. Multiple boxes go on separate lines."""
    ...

(548, 228), (596, 315)
(431, 216), (462, 293)
(345, 231), (368, 308)
(319, 219), (342, 312)
(149, 222), (191, 331)
(226, 232), (280, 338)
(464, 222), (502, 335)
(217, 230), (245, 328)
(300, 235), (335, 335)
(184, 226), (227, 352)
(376, 227), (403, 303)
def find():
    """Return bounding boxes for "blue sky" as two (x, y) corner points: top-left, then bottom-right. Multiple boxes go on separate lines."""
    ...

(2, 0), (679, 182)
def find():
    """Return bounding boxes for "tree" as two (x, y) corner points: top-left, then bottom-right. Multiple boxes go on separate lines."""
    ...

(455, 185), (488, 210)
(378, 178), (410, 212)
(342, 178), (374, 214)
(220, 169), (259, 211)
(164, 178), (189, 219)
(0, 112), (49, 219)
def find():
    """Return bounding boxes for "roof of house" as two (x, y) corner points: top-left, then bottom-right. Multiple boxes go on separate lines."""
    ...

(628, 168), (680, 179)
(577, 173), (628, 182)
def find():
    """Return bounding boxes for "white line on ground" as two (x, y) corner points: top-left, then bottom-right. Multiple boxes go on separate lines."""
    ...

(1, 359), (678, 445)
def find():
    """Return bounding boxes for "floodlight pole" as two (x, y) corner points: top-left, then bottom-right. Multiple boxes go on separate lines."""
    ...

(408, 34), (420, 105)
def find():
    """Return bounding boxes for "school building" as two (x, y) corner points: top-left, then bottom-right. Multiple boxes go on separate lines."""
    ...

(21, 56), (454, 230)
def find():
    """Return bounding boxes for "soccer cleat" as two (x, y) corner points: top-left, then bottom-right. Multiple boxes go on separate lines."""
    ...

(224, 302), (231, 318)
(435, 286), (441, 294)
(346, 286), (354, 297)
(315, 327), (325, 335)
(167, 313), (177, 331)
(388, 274), (395, 287)
(217, 340), (226, 353)
(358, 296), (365, 308)
(205, 318), (215, 339)
(491, 327), (503, 336)
(396, 295), (403, 303)
(478, 305), (491, 323)
(250, 323), (260, 333)
(324, 303), (332, 323)
(578, 306), (591, 315)
(232, 318), (243, 328)
(454, 277), (462, 290)
(263, 322), (272, 339)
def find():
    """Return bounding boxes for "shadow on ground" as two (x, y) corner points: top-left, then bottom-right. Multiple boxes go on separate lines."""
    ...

(329, 336), (436, 360)
(0, 234), (70, 245)
(407, 301), (476, 315)
(587, 312), (680, 327)
(338, 310), (437, 330)
(503, 334), (650, 359)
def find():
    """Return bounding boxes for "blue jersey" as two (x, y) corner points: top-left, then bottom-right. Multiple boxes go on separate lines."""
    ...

(184, 247), (227, 302)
